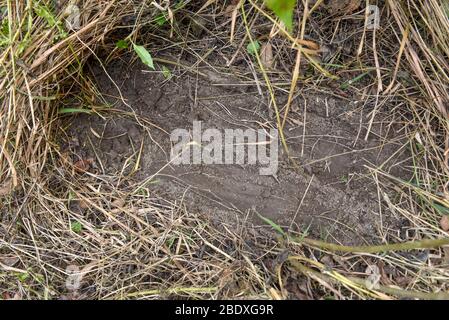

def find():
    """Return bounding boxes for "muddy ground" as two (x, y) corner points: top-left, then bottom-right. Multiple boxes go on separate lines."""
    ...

(64, 56), (410, 245)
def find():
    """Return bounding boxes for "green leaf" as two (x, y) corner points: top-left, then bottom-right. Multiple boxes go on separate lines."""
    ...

(256, 213), (286, 236)
(432, 202), (449, 216)
(340, 71), (371, 90)
(155, 13), (168, 26)
(162, 65), (172, 79)
(16, 272), (29, 282)
(58, 108), (92, 115)
(133, 43), (155, 70)
(175, 1), (185, 9)
(34, 4), (67, 38)
(34, 4), (57, 27)
(0, 18), (10, 47)
(247, 40), (261, 56)
(265, 0), (297, 32)
(115, 39), (128, 49)
(71, 221), (83, 233)
(1, 17), (9, 37)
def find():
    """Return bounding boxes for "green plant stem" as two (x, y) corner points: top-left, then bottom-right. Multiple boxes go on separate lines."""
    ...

(296, 237), (449, 253)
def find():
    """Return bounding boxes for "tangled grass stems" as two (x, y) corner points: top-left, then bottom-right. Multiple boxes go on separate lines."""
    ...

(0, 0), (448, 300)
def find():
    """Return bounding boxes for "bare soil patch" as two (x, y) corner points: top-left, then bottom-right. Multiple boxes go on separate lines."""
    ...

(64, 56), (410, 245)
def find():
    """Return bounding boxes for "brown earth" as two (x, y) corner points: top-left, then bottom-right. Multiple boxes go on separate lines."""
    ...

(63, 56), (411, 245)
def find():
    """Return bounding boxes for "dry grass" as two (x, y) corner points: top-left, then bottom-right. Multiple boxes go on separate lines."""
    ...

(0, 0), (448, 299)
